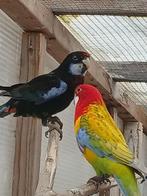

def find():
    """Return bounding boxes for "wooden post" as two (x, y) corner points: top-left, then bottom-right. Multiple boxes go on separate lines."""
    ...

(12, 32), (46, 196)
(124, 122), (147, 174)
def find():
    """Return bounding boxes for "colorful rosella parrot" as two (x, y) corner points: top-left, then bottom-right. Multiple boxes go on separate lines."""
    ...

(74, 84), (142, 196)
(0, 51), (90, 128)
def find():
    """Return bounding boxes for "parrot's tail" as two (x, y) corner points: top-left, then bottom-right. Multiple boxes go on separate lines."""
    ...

(114, 167), (141, 196)
(0, 99), (16, 117)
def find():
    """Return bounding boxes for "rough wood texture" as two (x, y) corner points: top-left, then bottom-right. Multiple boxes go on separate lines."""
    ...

(12, 32), (46, 196)
(1, 0), (147, 132)
(47, 181), (117, 196)
(101, 61), (147, 82)
(0, 0), (68, 62)
(44, 0), (147, 17)
(124, 122), (147, 174)
(35, 122), (61, 196)
(112, 82), (147, 132)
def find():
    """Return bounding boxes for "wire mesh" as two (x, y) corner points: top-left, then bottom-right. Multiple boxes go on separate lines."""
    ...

(40, 0), (147, 107)
(58, 15), (147, 107)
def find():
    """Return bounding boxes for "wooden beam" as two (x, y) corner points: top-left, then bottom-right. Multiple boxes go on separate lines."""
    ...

(0, 0), (53, 34)
(113, 82), (147, 128)
(12, 32), (46, 196)
(101, 61), (147, 82)
(0, 0), (147, 132)
(113, 78), (147, 82)
(124, 122), (147, 174)
(0, 0), (69, 62)
(48, 0), (147, 17)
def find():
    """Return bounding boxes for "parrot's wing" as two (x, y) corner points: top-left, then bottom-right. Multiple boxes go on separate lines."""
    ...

(76, 104), (134, 165)
(6, 73), (68, 104)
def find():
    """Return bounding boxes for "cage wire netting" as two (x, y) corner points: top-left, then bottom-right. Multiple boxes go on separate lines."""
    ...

(41, 0), (147, 109)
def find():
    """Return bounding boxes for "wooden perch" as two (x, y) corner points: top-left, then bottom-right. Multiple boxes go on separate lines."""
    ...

(48, 181), (117, 196)
(35, 121), (62, 196)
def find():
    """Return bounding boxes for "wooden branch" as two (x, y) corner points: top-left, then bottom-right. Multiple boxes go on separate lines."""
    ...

(1, 0), (147, 132)
(47, 181), (117, 196)
(35, 122), (61, 196)
(51, 176), (141, 196)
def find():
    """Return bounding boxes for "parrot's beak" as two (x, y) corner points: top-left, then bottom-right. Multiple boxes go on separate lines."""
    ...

(82, 51), (90, 70)
(82, 58), (90, 69)
(74, 95), (79, 105)
(82, 51), (90, 58)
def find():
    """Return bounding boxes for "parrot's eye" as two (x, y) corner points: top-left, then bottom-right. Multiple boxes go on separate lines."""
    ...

(72, 55), (78, 61)
(76, 87), (82, 94)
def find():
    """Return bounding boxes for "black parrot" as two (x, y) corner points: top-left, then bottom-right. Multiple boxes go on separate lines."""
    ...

(0, 51), (90, 134)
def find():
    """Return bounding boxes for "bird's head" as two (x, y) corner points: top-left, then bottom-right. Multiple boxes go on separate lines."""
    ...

(61, 51), (90, 76)
(74, 84), (103, 120)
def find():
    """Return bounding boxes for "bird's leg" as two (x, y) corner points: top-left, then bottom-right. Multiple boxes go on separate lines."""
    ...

(42, 116), (63, 140)
(87, 175), (111, 187)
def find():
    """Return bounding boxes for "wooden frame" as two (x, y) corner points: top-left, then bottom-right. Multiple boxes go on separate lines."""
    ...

(100, 62), (147, 82)
(1, 0), (147, 132)
(12, 32), (46, 196)
(49, 0), (147, 17)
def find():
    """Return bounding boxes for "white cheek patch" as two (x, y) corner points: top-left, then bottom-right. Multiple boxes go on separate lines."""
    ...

(69, 63), (83, 75)
(74, 95), (79, 105)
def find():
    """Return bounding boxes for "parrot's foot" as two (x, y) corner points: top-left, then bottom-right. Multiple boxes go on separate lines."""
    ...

(87, 175), (111, 186)
(43, 116), (63, 140)
(42, 116), (63, 128)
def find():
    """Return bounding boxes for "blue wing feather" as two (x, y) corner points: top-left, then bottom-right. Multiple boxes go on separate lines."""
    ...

(36, 80), (68, 104)
(76, 128), (106, 157)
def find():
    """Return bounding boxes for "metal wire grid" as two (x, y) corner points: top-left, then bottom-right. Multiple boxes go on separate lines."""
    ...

(40, 0), (147, 107)
(58, 15), (147, 62)
(58, 15), (147, 106)
(120, 82), (147, 105)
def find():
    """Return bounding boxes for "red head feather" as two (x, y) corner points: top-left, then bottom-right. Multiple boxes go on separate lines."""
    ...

(74, 84), (104, 121)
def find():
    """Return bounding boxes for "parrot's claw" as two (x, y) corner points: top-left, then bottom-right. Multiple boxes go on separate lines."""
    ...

(87, 175), (111, 186)
(45, 128), (63, 140)
(43, 116), (63, 140)
(42, 116), (63, 129)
